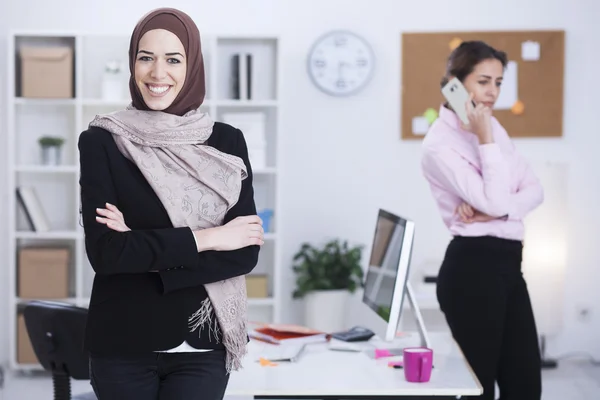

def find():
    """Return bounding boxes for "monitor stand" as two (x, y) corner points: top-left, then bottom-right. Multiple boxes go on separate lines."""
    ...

(405, 281), (432, 349)
(366, 281), (432, 356)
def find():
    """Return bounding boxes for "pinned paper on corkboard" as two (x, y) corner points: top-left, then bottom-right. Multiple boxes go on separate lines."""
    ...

(522, 41), (541, 61)
(412, 116), (429, 135)
(511, 100), (525, 115)
(401, 30), (565, 139)
(411, 108), (440, 136)
(449, 37), (462, 51)
(494, 61), (518, 110)
(423, 107), (439, 124)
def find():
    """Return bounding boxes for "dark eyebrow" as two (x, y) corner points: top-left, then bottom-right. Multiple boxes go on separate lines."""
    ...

(137, 50), (184, 58)
(478, 74), (503, 81)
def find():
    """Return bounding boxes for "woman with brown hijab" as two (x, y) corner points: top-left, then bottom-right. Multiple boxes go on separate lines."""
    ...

(78, 7), (263, 399)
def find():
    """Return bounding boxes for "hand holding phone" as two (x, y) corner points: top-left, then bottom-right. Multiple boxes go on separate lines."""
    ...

(441, 78), (492, 143)
(441, 77), (472, 125)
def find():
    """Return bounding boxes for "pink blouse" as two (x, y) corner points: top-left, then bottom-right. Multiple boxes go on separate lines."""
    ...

(421, 105), (544, 241)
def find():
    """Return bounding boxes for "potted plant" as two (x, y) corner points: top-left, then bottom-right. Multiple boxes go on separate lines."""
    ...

(38, 136), (65, 166)
(292, 239), (364, 332)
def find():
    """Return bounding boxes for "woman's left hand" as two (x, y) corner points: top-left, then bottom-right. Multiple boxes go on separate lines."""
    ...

(96, 202), (131, 232)
(456, 202), (496, 223)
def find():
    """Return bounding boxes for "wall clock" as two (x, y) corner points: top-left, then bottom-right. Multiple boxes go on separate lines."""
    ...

(307, 30), (375, 97)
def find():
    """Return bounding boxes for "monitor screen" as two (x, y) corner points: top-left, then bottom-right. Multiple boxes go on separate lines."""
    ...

(362, 209), (407, 322)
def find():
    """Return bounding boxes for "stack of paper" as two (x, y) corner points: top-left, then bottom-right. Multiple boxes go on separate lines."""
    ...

(221, 112), (267, 169)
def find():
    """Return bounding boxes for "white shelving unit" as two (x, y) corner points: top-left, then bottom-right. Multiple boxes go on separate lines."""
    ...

(6, 30), (282, 371)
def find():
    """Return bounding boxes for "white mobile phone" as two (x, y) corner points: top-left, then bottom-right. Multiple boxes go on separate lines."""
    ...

(441, 77), (473, 125)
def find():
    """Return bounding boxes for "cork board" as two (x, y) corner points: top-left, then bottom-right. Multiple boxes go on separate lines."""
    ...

(401, 30), (565, 140)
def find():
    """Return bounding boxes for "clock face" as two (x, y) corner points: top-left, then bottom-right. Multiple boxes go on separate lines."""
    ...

(307, 30), (375, 97)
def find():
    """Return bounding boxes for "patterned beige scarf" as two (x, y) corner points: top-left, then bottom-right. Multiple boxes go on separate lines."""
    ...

(90, 105), (249, 372)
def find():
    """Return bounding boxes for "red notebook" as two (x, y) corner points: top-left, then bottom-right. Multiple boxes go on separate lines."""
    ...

(249, 324), (328, 345)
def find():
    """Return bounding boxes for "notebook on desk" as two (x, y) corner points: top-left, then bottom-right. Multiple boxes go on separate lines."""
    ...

(249, 323), (328, 345)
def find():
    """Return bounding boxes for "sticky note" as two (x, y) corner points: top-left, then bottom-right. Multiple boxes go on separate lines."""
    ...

(412, 116), (430, 135)
(511, 100), (525, 115)
(375, 349), (393, 359)
(423, 108), (439, 124)
(449, 38), (462, 51)
(259, 357), (278, 367)
(522, 41), (540, 61)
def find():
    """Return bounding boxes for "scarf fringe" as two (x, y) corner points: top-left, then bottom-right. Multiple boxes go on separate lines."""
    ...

(188, 297), (248, 373)
(223, 320), (248, 373)
(188, 297), (220, 344)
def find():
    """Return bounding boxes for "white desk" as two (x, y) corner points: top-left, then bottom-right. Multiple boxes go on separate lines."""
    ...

(226, 332), (482, 399)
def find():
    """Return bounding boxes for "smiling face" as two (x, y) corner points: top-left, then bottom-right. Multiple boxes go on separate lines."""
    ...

(134, 29), (187, 111)
(462, 58), (504, 110)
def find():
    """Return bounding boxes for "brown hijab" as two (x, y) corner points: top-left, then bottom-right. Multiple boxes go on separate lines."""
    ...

(128, 7), (206, 116)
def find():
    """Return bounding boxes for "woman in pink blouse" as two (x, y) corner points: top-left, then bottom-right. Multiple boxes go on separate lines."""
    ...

(421, 41), (544, 400)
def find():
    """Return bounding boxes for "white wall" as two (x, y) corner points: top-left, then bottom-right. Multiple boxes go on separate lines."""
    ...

(2, 0), (600, 364)
(0, 0), (9, 366)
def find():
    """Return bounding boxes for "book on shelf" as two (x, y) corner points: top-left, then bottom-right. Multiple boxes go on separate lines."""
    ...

(248, 323), (328, 345)
(230, 52), (253, 100)
(16, 186), (50, 232)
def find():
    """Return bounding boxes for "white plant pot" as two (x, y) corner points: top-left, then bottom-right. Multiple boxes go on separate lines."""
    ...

(304, 289), (349, 333)
(41, 146), (61, 166)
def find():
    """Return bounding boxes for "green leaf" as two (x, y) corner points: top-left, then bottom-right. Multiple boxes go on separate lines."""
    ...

(291, 238), (364, 298)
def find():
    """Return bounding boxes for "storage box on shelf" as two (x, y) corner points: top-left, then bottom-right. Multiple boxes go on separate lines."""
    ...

(6, 31), (282, 370)
(20, 46), (74, 98)
(17, 312), (37, 365)
(18, 247), (71, 299)
(13, 238), (78, 369)
(15, 35), (76, 99)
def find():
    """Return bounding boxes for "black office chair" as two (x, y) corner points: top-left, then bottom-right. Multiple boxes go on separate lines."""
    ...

(22, 300), (97, 400)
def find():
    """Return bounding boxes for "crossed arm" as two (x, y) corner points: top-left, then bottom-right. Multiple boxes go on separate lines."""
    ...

(78, 128), (263, 294)
(422, 143), (543, 223)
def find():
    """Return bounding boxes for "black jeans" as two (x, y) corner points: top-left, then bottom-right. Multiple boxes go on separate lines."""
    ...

(436, 236), (542, 400)
(90, 349), (230, 400)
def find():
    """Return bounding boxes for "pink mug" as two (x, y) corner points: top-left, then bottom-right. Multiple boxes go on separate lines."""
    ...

(403, 347), (433, 383)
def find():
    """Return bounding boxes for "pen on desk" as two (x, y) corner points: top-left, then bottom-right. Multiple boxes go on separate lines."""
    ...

(250, 336), (279, 345)
(387, 362), (434, 370)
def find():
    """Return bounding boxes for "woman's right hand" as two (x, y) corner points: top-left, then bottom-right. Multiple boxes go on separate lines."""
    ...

(456, 202), (498, 224)
(462, 93), (493, 144)
(194, 215), (264, 252)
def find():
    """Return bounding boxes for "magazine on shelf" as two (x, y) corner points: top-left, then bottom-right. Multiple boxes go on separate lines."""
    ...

(16, 186), (50, 232)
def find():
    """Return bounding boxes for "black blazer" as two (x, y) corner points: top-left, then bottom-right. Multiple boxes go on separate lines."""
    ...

(78, 122), (259, 356)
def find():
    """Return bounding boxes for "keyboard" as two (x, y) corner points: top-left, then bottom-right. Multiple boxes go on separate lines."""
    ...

(330, 326), (375, 342)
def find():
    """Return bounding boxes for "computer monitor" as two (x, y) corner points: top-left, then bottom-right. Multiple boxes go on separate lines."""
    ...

(361, 209), (430, 348)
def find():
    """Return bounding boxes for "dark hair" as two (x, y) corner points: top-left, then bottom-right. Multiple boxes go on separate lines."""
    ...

(440, 41), (508, 88)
